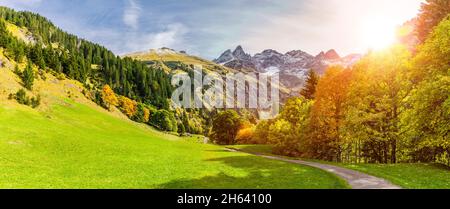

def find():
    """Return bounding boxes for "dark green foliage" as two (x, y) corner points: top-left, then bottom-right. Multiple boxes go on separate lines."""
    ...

(132, 103), (149, 123)
(300, 70), (319, 100)
(150, 109), (178, 132)
(0, 19), (27, 62)
(9, 89), (40, 108)
(0, 7), (172, 109)
(210, 110), (242, 145)
(177, 122), (186, 135)
(22, 61), (34, 90)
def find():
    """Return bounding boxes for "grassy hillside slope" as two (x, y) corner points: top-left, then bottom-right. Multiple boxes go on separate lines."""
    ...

(0, 54), (348, 188)
(0, 100), (350, 188)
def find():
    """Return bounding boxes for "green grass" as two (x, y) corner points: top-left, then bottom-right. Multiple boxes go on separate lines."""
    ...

(228, 145), (274, 155)
(340, 163), (450, 189)
(0, 101), (348, 189)
(230, 145), (450, 189)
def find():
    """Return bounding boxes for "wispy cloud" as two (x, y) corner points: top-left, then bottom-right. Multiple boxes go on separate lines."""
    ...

(0, 0), (425, 59)
(123, 0), (141, 30)
(124, 23), (189, 54)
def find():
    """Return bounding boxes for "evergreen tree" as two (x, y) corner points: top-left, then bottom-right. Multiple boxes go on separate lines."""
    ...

(300, 70), (319, 100)
(22, 61), (34, 90)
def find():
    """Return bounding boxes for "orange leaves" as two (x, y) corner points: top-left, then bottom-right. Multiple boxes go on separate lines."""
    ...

(236, 127), (255, 144)
(312, 66), (353, 122)
(119, 96), (138, 118)
(101, 85), (139, 119)
(307, 66), (354, 159)
(101, 85), (118, 110)
(143, 107), (150, 123)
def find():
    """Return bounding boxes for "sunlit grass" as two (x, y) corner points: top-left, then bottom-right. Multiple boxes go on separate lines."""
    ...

(0, 101), (348, 189)
(231, 145), (450, 189)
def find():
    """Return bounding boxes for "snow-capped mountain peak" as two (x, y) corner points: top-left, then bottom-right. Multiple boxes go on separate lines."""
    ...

(213, 45), (361, 95)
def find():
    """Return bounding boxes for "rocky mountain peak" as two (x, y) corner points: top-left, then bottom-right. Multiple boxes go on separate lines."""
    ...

(260, 49), (282, 55)
(315, 51), (326, 59)
(214, 45), (361, 95)
(324, 49), (340, 60)
(213, 49), (234, 64)
(286, 50), (314, 59)
(232, 45), (251, 61)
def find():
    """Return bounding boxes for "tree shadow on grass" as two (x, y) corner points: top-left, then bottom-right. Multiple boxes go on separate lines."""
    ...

(156, 155), (348, 189)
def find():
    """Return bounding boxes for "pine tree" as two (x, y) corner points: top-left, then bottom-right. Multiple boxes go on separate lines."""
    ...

(300, 70), (319, 100)
(22, 61), (34, 90)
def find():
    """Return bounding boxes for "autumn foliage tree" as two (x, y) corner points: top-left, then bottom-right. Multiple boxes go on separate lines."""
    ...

(415, 0), (450, 43)
(250, 13), (450, 165)
(306, 66), (353, 161)
(403, 17), (450, 165)
(101, 85), (118, 110)
(342, 46), (412, 164)
(118, 96), (137, 118)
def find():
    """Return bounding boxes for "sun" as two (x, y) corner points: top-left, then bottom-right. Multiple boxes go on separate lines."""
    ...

(361, 17), (397, 51)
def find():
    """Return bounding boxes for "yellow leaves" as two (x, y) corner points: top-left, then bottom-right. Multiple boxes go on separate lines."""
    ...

(118, 96), (137, 118)
(101, 85), (118, 110)
(236, 127), (255, 144)
(143, 107), (150, 123)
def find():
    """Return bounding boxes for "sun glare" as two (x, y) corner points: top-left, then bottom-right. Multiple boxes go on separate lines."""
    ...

(361, 17), (397, 51)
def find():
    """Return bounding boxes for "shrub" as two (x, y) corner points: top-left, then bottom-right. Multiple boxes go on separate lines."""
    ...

(150, 109), (177, 132)
(118, 96), (137, 118)
(210, 110), (242, 145)
(132, 103), (151, 123)
(236, 127), (255, 144)
(101, 85), (118, 110)
(9, 89), (40, 108)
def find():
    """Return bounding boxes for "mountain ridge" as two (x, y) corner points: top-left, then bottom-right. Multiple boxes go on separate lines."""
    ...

(214, 46), (362, 93)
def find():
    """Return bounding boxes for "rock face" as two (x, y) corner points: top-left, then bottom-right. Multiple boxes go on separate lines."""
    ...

(214, 46), (361, 94)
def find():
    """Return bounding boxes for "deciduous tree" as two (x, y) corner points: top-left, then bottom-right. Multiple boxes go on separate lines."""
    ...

(101, 84), (118, 110)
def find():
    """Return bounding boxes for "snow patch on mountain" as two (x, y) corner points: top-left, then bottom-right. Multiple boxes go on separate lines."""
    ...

(213, 46), (361, 94)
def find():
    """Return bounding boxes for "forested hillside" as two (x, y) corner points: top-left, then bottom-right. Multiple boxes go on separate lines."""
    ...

(0, 6), (172, 109)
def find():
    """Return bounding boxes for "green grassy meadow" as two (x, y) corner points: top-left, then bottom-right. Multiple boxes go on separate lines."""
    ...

(230, 145), (450, 189)
(0, 101), (348, 189)
(340, 164), (450, 189)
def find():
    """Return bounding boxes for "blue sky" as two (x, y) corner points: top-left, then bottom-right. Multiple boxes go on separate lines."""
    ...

(0, 0), (424, 59)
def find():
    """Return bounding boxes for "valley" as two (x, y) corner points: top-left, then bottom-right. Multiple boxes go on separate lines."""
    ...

(0, 1), (449, 190)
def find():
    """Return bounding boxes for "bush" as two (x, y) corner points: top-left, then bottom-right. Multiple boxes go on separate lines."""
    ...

(118, 96), (137, 118)
(252, 120), (273, 144)
(210, 110), (242, 145)
(150, 109), (177, 132)
(101, 85), (118, 110)
(236, 127), (255, 144)
(268, 119), (302, 157)
(9, 89), (40, 108)
(132, 103), (151, 123)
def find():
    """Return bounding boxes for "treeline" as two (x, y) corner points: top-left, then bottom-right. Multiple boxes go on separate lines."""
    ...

(211, 1), (450, 165)
(0, 6), (172, 109)
(252, 11), (449, 165)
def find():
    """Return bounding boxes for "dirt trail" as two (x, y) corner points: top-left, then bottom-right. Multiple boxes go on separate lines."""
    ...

(225, 148), (401, 189)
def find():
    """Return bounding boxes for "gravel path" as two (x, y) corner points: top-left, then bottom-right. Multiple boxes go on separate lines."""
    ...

(225, 148), (401, 189)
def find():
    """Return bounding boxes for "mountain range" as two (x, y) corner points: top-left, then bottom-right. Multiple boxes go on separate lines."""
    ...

(214, 46), (362, 93)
